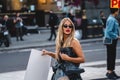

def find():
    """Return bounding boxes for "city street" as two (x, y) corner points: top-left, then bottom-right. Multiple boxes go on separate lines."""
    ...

(0, 0), (120, 80)
(0, 41), (120, 80)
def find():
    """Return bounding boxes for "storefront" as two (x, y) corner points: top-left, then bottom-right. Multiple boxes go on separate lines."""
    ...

(0, 0), (58, 13)
(0, 0), (110, 39)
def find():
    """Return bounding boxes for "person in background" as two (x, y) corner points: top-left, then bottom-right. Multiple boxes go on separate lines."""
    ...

(1, 15), (12, 44)
(81, 10), (88, 39)
(100, 11), (107, 36)
(42, 18), (85, 80)
(67, 11), (75, 24)
(48, 10), (58, 41)
(74, 11), (82, 30)
(2, 15), (10, 32)
(14, 13), (24, 41)
(104, 8), (120, 79)
(21, 5), (28, 12)
(100, 11), (107, 29)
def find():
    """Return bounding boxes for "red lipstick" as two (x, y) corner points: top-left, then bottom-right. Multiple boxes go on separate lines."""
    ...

(66, 30), (70, 32)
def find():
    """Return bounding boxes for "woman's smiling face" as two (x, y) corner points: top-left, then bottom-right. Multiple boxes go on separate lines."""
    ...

(63, 20), (73, 35)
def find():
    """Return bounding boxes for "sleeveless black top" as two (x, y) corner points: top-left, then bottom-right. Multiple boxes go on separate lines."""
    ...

(51, 47), (83, 80)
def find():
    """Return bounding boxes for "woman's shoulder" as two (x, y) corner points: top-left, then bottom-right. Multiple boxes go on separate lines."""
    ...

(71, 38), (80, 46)
(72, 38), (79, 42)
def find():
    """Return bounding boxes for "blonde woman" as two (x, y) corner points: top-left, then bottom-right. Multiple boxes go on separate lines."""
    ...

(42, 18), (85, 80)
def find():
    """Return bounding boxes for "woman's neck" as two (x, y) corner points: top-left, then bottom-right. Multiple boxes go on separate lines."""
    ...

(63, 34), (69, 42)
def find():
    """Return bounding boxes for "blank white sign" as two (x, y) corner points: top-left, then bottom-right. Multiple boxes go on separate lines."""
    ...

(24, 49), (51, 80)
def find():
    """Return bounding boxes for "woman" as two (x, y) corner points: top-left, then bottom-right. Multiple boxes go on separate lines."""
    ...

(13, 13), (24, 41)
(104, 8), (120, 79)
(42, 18), (85, 80)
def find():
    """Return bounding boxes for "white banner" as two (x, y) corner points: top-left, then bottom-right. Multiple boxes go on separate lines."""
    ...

(24, 49), (51, 80)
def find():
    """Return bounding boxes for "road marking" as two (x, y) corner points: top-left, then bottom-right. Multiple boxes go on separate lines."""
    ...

(0, 46), (120, 55)
(83, 47), (120, 53)
(81, 59), (120, 67)
(0, 47), (55, 54)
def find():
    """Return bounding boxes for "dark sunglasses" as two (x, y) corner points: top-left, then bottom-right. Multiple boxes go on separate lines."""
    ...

(63, 25), (73, 28)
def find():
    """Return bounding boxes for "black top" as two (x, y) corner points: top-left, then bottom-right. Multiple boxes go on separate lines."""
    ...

(59, 47), (79, 67)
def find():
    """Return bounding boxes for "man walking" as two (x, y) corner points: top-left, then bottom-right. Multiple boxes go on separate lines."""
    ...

(48, 10), (58, 41)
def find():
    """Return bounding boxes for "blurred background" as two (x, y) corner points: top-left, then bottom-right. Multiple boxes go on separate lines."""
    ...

(0, 0), (111, 38)
(0, 1), (120, 80)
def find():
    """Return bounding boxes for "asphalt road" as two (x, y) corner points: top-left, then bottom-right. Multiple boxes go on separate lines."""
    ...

(0, 41), (120, 74)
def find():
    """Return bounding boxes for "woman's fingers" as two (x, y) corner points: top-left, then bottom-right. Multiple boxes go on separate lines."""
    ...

(41, 49), (47, 55)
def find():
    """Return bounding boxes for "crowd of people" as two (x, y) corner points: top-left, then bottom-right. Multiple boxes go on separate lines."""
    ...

(47, 9), (88, 41)
(0, 12), (28, 47)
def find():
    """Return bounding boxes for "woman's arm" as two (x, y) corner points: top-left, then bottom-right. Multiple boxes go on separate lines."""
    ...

(42, 49), (56, 59)
(60, 39), (85, 63)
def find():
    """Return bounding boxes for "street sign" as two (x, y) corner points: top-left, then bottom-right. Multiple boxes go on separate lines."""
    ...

(110, 0), (120, 8)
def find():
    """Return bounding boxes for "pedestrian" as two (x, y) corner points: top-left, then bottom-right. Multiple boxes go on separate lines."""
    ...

(100, 11), (107, 29)
(1, 15), (12, 44)
(81, 10), (88, 39)
(2, 15), (11, 33)
(67, 11), (75, 24)
(21, 5), (29, 12)
(104, 8), (120, 79)
(48, 10), (58, 41)
(74, 11), (82, 30)
(99, 11), (107, 36)
(42, 18), (85, 80)
(13, 13), (24, 41)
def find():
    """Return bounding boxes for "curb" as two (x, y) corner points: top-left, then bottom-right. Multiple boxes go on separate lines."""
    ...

(80, 38), (102, 43)
(0, 42), (55, 51)
(0, 38), (103, 51)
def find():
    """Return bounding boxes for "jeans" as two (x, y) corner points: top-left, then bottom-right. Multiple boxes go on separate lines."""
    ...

(106, 39), (118, 70)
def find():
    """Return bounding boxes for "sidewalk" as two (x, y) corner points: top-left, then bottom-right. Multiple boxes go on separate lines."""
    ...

(0, 31), (55, 51)
(0, 31), (120, 80)
(0, 30), (102, 51)
(0, 61), (120, 80)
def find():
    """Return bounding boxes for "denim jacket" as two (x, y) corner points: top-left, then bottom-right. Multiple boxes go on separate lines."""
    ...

(104, 15), (119, 39)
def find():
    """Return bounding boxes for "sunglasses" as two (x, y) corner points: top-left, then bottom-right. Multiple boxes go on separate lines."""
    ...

(63, 25), (73, 28)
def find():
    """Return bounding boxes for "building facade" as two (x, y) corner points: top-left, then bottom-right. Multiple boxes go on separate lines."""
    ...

(0, 0), (59, 13)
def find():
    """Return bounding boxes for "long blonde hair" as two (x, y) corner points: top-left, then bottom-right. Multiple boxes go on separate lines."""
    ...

(55, 18), (75, 59)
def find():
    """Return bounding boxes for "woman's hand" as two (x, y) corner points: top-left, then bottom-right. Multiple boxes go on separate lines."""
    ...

(42, 49), (55, 58)
(41, 49), (49, 56)
(60, 53), (69, 61)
